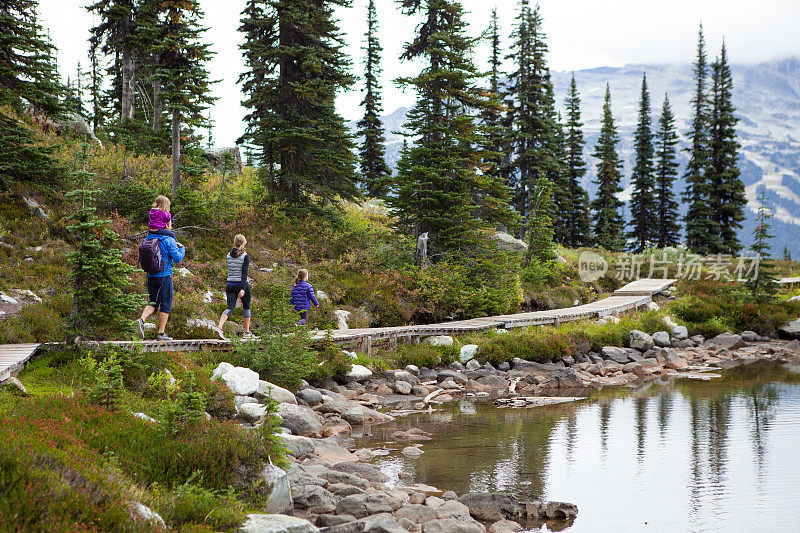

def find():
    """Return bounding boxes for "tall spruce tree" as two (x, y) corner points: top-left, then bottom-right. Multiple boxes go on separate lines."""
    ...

(683, 24), (716, 254)
(563, 73), (591, 247)
(746, 190), (778, 300)
(357, 0), (391, 197)
(239, 0), (358, 207)
(627, 73), (656, 252)
(654, 94), (681, 247)
(391, 0), (513, 256)
(87, 0), (138, 120)
(549, 109), (571, 245)
(525, 172), (557, 264)
(146, 0), (214, 195)
(590, 84), (624, 251)
(708, 42), (745, 255)
(480, 8), (507, 187)
(0, 1), (64, 187)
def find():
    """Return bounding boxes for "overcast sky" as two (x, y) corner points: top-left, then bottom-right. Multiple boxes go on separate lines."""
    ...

(40, 0), (800, 146)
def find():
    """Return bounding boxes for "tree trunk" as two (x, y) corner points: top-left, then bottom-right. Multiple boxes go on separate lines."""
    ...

(121, 47), (135, 120)
(171, 107), (180, 196)
(153, 79), (162, 131)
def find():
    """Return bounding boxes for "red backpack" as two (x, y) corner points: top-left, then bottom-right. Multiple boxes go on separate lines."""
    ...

(138, 237), (164, 274)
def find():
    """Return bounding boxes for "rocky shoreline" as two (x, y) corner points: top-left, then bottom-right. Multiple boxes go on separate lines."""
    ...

(211, 323), (800, 533)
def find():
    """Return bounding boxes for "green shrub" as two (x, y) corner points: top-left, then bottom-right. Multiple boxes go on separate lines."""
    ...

(390, 343), (459, 369)
(151, 474), (245, 531)
(231, 334), (315, 391)
(308, 337), (353, 382)
(79, 352), (125, 411)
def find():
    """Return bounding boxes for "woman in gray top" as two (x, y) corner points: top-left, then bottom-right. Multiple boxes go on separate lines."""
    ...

(214, 234), (254, 339)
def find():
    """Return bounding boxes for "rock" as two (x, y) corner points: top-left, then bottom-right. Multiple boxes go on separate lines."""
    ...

(344, 365), (373, 383)
(360, 513), (407, 533)
(600, 346), (637, 364)
(458, 493), (524, 522)
(540, 367), (582, 389)
(336, 310), (352, 330)
(664, 353), (688, 370)
(459, 345), (479, 363)
(425, 497), (445, 508)
(488, 521), (521, 533)
(780, 319), (800, 339)
(672, 326), (689, 340)
(652, 331), (671, 347)
(21, 196), (48, 220)
(1, 377), (28, 396)
(491, 231), (527, 252)
(322, 418), (353, 437)
(203, 145), (243, 174)
(662, 316), (678, 329)
(388, 370), (420, 385)
(434, 501), (471, 520)
(319, 521), (366, 533)
(336, 492), (404, 518)
(281, 434), (317, 457)
(313, 438), (360, 464)
(402, 446), (423, 457)
(464, 359), (481, 371)
(497, 362), (510, 372)
(393, 381), (413, 395)
(294, 485), (338, 514)
(424, 336), (454, 347)
(203, 290), (215, 303)
(318, 515), (358, 527)
(421, 517), (485, 533)
(255, 381), (297, 404)
(298, 388), (325, 406)
(395, 504), (439, 524)
(213, 365), (260, 396)
(239, 403), (268, 423)
(586, 362), (604, 376)
(539, 501), (578, 520)
(129, 501), (166, 528)
(710, 333), (745, 350)
(332, 462), (389, 483)
(671, 339), (695, 349)
(646, 301), (660, 312)
(405, 365), (420, 375)
(622, 362), (647, 378)
(441, 492), (457, 501)
(741, 330), (761, 342)
(278, 404), (323, 436)
(176, 267), (193, 278)
(321, 470), (370, 489)
(262, 463), (293, 514)
(436, 370), (467, 385)
(240, 514), (320, 533)
(342, 408), (366, 426)
(628, 330), (655, 352)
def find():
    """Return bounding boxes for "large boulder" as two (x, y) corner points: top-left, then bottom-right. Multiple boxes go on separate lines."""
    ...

(652, 331), (671, 347)
(395, 504), (439, 524)
(255, 381), (297, 404)
(459, 345), (479, 363)
(709, 333), (745, 350)
(421, 516), (486, 533)
(212, 363), (260, 396)
(278, 404), (323, 436)
(490, 232), (528, 252)
(359, 513), (407, 533)
(335, 492), (404, 518)
(203, 146), (243, 175)
(297, 388), (324, 406)
(294, 485), (338, 514)
(540, 368), (582, 389)
(238, 403), (267, 423)
(425, 336), (454, 347)
(331, 462), (389, 483)
(601, 347), (638, 364)
(344, 365), (373, 383)
(457, 493), (524, 522)
(628, 330), (655, 352)
(779, 319), (800, 339)
(672, 325), (689, 340)
(240, 514), (320, 533)
(261, 463), (293, 515)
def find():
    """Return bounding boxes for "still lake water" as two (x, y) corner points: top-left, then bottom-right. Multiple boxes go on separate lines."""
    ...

(356, 360), (800, 532)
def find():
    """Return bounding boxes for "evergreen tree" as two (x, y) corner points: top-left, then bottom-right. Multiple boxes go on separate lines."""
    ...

(563, 73), (591, 247)
(146, 0), (215, 195)
(590, 84), (624, 251)
(87, 0), (138, 120)
(391, 0), (513, 256)
(480, 8), (507, 188)
(708, 42), (745, 255)
(549, 110), (571, 245)
(525, 172), (556, 264)
(654, 94), (681, 247)
(87, 36), (107, 131)
(0, 1), (64, 187)
(239, 0), (358, 207)
(66, 146), (142, 340)
(356, 0), (391, 197)
(783, 245), (791, 261)
(683, 24), (716, 254)
(627, 74), (656, 251)
(746, 190), (778, 300)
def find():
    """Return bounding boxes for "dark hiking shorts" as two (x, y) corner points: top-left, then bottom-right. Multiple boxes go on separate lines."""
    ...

(146, 275), (174, 314)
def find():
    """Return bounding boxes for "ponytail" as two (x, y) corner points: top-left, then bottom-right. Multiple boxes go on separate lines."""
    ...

(233, 234), (247, 257)
(294, 268), (308, 285)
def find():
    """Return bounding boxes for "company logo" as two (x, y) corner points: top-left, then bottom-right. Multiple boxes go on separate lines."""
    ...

(578, 251), (608, 282)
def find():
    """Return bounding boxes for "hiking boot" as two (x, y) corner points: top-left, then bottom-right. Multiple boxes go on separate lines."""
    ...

(136, 318), (145, 339)
(242, 331), (258, 341)
(155, 332), (173, 342)
(212, 326), (226, 340)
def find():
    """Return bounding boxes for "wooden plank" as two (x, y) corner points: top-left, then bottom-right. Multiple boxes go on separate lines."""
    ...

(0, 343), (41, 381)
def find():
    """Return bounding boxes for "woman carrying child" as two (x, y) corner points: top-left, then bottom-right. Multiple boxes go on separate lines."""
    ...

(214, 234), (254, 339)
(290, 268), (319, 326)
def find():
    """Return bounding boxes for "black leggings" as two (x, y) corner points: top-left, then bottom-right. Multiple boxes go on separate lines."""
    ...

(224, 283), (251, 318)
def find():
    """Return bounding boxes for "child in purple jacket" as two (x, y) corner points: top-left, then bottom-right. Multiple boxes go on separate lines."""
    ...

(290, 269), (319, 326)
(149, 195), (176, 239)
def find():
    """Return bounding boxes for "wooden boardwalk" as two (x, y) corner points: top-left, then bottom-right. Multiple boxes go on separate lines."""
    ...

(777, 276), (800, 285)
(0, 277), (677, 376)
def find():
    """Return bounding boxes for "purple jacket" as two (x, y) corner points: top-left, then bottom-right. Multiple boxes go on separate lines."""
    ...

(290, 280), (319, 311)
(148, 208), (171, 230)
